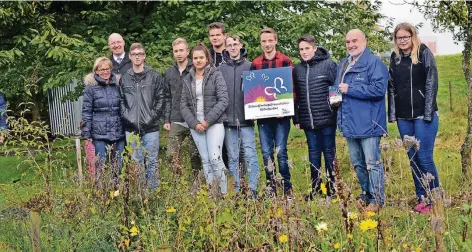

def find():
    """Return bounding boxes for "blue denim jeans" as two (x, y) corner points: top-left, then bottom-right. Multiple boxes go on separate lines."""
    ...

(397, 113), (440, 201)
(346, 137), (385, 205)
(126, 131), (160, 190)
(93, 138), (125, 182)
(191, 123), (227, 195)
(304, 125), (336, 195)
(258, 117), (292, 193)
(224, 126), (260, 193)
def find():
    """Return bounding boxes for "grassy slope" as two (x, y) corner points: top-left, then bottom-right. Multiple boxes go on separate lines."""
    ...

(0, 54), (470, 250)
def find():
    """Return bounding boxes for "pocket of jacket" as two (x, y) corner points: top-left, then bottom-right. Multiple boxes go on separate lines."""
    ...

(92, 117), (107, 135)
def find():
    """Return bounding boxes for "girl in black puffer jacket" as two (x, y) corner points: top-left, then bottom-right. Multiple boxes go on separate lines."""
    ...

(82, 56), (125, 182)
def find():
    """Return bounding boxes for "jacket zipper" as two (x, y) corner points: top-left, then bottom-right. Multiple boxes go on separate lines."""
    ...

(136, 76), (141, 132)
(233, 65), (237, 125)
(183, 78), (196, 113)
(305, 65), (314, 129)
(410, 61), (414, 118)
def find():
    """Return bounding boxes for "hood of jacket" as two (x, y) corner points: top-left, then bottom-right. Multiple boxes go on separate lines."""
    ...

(222, 47), (248, 66)
(300, 47), (331, 66)
(83, 73), (118, 86)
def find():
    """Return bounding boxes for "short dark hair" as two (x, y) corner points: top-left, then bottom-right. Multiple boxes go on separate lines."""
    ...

(297, 35), (316, 47)
(208, 22), (225, 33)
(191, 42), (213, 67)
(130, 43), (145, 53)
(260, 27), (278, 40)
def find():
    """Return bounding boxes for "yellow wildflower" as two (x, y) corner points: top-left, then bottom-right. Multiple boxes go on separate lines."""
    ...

(277, 208), (283, 217)
(129, 226), (139, 237)
(402, 244), (408, 249)
(320, 183), (327, 195)
(415, 248), (421, 252)
(366, 211), (375, 217)
(166, 207), (177, 213)
(278, 234), (289, 243)
(110, 191), (114, 199)
(143, 199), (148, 205)
(359, 219), (378, 232)
(347, 234), (353, 239)
(333, 242), (341, 249)
(315, 222), (328, 233)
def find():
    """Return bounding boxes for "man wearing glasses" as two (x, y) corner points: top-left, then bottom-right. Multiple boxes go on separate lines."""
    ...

(119, 43), (166, 191)
(218, 34), (260, 198)
(108, 33), (132, 80)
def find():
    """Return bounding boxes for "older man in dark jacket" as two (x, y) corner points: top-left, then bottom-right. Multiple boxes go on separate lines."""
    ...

(119, 43), (166, 191)
(219, 35), (260, 197)
(293, 35), (337, 201)
(108, 33), (132, 78)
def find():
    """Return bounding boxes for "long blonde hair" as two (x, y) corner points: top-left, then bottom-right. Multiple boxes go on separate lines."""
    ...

(393, 23), (421, 64)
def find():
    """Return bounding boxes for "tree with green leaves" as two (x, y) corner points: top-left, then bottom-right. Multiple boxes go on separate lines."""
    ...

(0, 1), (391, 121)
(415, 0), (472, 177)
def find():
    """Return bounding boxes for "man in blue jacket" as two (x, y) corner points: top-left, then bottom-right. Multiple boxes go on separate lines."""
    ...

(336, 29), (388, 214)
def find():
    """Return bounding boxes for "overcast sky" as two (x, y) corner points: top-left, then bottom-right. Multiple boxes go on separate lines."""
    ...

(380, 0), (463, 55)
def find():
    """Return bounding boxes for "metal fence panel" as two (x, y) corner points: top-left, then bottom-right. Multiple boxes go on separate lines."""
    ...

(47, 79), (83, 136)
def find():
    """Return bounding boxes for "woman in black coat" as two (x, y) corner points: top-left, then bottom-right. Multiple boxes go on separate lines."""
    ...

(388, 23), (440, 214)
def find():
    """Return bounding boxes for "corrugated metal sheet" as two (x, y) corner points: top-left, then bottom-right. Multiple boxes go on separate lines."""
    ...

(47, 79), (83, 136)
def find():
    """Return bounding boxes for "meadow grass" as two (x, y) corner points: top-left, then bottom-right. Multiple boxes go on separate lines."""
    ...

(0, 54), (471, 251)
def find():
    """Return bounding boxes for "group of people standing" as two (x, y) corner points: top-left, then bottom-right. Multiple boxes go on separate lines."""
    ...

(81, 21), (440, 215)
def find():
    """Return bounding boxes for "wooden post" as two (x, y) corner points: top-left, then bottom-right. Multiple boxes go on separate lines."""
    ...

(30, 211), (41, 252)
(431, 188), (446, 252)
(75, 137), (83, 185)
(449, 81), (453, 112)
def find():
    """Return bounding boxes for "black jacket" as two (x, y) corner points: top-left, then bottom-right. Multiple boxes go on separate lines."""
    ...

(209, 47), (226, 67)
(293, 47), (337, 129)
(110, 52), (132, 77)
(81, 73), (124, 141)
(180, 66), (228, 129)
(119, 66), (166, 134)
(164, 59), (193, 123)
(218, 48), (253, 127)
(388, 44), (438, 122)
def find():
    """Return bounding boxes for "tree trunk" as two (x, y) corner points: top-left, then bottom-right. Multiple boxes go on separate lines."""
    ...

(31, 92), (42, 121)
(460, 2), (472, 178)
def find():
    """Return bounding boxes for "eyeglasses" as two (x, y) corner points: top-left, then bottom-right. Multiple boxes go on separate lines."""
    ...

(97, 68), (111, 73)
(396, 35), (411, 42)
(226, 43), (241, 49)
(130, 52), (145, 57)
